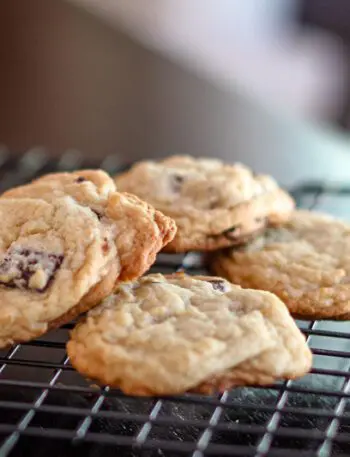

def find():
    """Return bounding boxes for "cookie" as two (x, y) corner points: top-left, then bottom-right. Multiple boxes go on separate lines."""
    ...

(67, 273), (311, 395)
(0, 171), (176, 347)
(115, 156), (295, 252)
(2, 170), (177, 282)
(3, 169), (120, 211)
(211, 209), (350, 320)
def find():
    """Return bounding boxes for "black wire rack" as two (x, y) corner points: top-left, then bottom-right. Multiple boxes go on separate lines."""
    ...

(0, 148), (349, 457)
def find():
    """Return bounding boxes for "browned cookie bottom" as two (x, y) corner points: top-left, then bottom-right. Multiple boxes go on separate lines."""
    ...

(48, 261), (119, 332)
(163, 226), (266, 253)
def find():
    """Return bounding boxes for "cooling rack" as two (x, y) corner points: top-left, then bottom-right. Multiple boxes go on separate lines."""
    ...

(0, 148), (349, 457)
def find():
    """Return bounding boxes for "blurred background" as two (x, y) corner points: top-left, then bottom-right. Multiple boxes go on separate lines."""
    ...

(1, 0), (350, 185)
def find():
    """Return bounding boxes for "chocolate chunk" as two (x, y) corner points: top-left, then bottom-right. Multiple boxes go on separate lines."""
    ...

(222, 225), (241, 240)
(75, 176), (87, 183)
(0, 248), (63, 292)
(207, 279), (227, 292)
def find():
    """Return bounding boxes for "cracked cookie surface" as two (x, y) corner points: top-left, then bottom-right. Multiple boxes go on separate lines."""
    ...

(212, 210), (350, 319)
(0, 170), (176, 346)
(67, 273), (311, 395)
(115, 156), (295, 252)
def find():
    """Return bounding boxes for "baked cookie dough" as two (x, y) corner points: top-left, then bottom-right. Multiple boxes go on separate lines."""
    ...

(67, 273), (311, 395)
(2, 170), (176, 282)
(212, 210), (350, 320)
(0, 171), (176, 346)
(115, 156), (295, 252)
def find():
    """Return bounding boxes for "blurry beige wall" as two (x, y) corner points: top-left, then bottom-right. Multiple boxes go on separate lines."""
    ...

(0, 0), (249, 158)
(1, 0), (350, 185)
(70, 0), (345, 120)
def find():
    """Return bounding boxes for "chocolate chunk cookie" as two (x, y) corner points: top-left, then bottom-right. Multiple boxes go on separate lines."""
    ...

(115, 156), (295, 252)
(3, 170), (177, 282)
(0, 171), (176, 347)
(67, 273), (311, 395)
(212, 210), (350, 320)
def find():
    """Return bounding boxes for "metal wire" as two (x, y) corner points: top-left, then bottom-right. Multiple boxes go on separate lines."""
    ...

(0, 150), (348, 456)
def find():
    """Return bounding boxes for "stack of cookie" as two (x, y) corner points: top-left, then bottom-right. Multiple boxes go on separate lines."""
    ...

(0, 170), (176, 347)
(0, 158), (326, 396)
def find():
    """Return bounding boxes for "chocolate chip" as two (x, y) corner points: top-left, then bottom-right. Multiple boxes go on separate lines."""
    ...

(222, 225), (241, 240)
(91, 209), (103, 220)
(255, 217), (266, 224)
(209, 200), (220, 209)
(207, 279), (227, 292)
(171, 174), (185, 192)
(0, 248), (64, 292)
(75, 176), (87, 183)
(102, 238), (109, 254)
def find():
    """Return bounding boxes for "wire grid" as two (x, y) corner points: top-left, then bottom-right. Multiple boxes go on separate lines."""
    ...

(0, 148), (349, 457)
